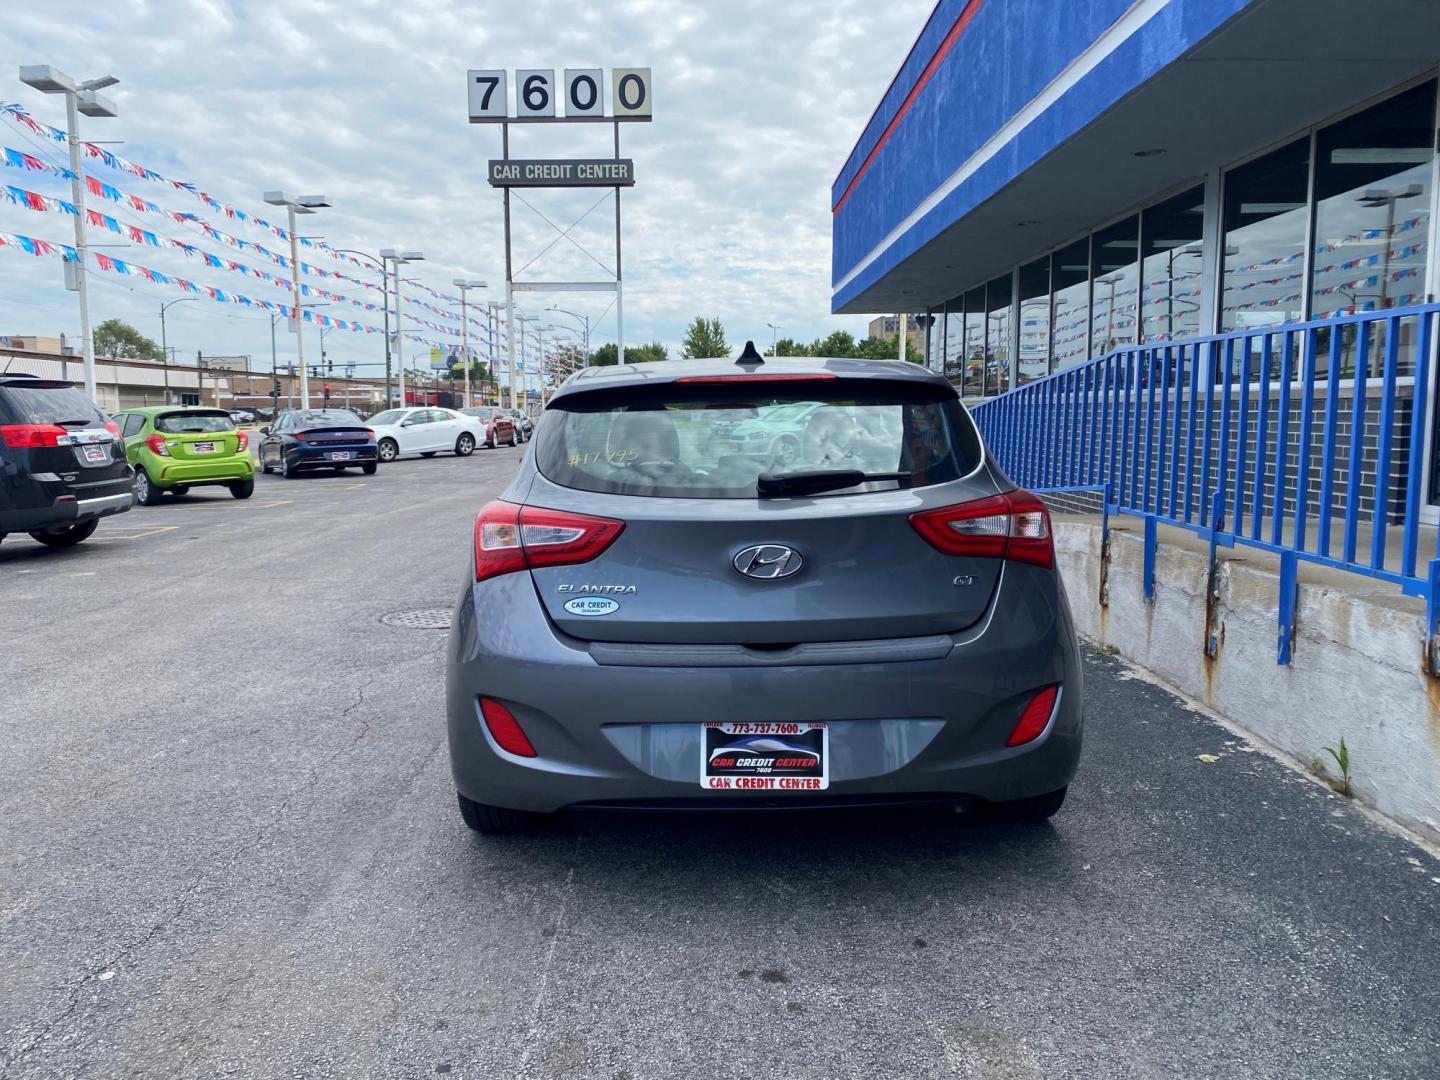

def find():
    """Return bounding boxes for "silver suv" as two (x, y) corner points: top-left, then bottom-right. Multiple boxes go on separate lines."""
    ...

(445, 351), (1082, 833)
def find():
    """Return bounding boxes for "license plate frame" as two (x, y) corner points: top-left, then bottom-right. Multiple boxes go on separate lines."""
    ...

(701, 722), (828, 792)
(192, 441), (217, 454)
(327, 451), (354, 461)
(81, 444), (107, 464)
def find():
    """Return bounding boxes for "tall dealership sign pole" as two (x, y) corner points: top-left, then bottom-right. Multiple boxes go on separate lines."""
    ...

(468, 67), (650, 395)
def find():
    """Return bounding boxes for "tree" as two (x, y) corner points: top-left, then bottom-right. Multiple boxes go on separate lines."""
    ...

(94, 318), (161, 360)
(680, 316), (729, 359)
(588, 341), (670, 366)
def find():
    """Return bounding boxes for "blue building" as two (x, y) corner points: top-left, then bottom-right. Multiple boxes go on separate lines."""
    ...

(832, 0), (1440, 399)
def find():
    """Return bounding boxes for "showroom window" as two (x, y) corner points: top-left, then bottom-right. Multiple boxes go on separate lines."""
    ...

(961, 285), (985, 397)
(943, 294), (964, 380)
(1310, 80), (1435, 319)
(1090, 215), (1140, 357)
(985, 273), (1013, 396)
(1139, 185), (1206, 343)
(1052, 238), (1091, 371)
(1017, 258), (1051, 383)
(1221, 137), (1311, 331)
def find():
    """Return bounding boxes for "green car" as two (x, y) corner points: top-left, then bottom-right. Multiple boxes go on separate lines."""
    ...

(114, 406), (255, 505)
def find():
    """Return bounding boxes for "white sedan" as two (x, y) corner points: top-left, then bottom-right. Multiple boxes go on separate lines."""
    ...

(367, 407), (486, 463)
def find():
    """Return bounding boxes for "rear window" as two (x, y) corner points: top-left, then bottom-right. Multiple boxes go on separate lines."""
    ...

(156, 411), (235, 434)
(536, 381), (981, 499)
(0, 383), (106, 426)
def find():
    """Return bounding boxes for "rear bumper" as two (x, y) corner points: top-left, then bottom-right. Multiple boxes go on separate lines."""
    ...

(286, 445), (377, 467)
(0, 479), (133, 532)
(154, 456), (254, 486)
(446, 565), (1083, 814)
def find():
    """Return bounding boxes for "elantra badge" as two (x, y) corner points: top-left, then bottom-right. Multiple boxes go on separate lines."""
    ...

(733, 544), (803, 580)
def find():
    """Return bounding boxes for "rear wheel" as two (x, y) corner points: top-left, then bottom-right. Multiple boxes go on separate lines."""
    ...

(229, 478), (255, 499)
(260, 455), (273, 475)
(511, 428), (520, 447)
(486, 429), (496, 449)
(377, 438), (399, 463)
(281, 455), (298, 479)
(134, 468), (164, 506)
(457, 792), (541, 835)
(980, 786), (1067, 823)
(28, 519), (98, 548)
(361, 462), (377, 475)
(455, 433), (475, 457)
(170, 484), (190, 497)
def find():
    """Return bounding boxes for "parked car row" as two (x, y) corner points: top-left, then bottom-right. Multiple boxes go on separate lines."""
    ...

(1, 374), (536, 549)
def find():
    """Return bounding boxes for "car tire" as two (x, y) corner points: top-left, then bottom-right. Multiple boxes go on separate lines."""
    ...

(486, 430), (496, 449)
(511, 429), (520, 447)
(260, 456), (273, 475)
(377, 438), (399, 463)
(980, 786), (1067, 823)
(281, 455), (298, 479)
(457, 791), (540, 835)
(171, 485), (190, 497)
(455, 433), (475, 457)
(361, 462), (377, 475)
(229, 478), (255, 500)
(28, 519), (99, 548)
(134, 468), (164, 506)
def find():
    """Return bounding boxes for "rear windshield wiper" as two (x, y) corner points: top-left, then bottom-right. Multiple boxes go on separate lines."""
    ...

(757, 470), (911, 498)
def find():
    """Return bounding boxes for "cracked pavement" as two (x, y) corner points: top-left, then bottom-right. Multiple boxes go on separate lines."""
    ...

(3, 446), (1440, 1079)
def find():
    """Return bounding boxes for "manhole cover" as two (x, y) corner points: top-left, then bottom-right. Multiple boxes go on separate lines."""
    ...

(380, 608), (452, 630)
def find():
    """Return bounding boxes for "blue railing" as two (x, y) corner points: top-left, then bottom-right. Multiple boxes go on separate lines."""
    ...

(969, 303), (1440, 666)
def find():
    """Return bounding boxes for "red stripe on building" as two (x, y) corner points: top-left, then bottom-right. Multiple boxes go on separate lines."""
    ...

(832, 0), (986, 216)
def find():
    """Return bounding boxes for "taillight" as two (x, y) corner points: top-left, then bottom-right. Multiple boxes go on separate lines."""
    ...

(145, 433), (170, 457)
(479, 697), (537, 757)
(104, 420), (121, 438)
(473, 500), (625, 583)
(909, 489), (1053, 568)
(362, 429), (374, 440)
(235, 431), (249, 453)
(1007, 685), (1060, 747)
(0, 424), (67, 448)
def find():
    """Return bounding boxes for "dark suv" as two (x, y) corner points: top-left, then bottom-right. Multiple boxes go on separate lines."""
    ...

(0, 373), (133, 548)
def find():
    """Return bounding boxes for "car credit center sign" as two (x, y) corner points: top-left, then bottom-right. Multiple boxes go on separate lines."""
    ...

(487, 158), (635, 188)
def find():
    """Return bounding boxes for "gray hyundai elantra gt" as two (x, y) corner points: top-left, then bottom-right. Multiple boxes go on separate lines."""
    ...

(446, 349), (1082, 834)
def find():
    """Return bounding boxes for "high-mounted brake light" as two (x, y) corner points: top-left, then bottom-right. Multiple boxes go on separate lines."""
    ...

(479, 697), (537, 757)
(909, 489), (1053, 568)
(144, 433), (170, 457)
(473, 500), (625, 583)
(674, 374), (838, 384)
(0, 424), (67, 448)
(1007, 685), (1060, 747)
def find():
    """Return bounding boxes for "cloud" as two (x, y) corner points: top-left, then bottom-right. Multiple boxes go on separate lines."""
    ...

(0, 0), (932, 373)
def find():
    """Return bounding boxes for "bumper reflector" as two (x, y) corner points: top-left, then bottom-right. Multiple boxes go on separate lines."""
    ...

(480, 697), (537, 757)
(1007, 686), (1059, 748)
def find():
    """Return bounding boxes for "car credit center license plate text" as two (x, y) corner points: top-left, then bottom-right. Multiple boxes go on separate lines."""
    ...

(702, 722), (828, 791)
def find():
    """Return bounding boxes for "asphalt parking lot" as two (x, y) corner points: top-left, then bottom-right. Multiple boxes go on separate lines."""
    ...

(3, 447), (1440, 1079)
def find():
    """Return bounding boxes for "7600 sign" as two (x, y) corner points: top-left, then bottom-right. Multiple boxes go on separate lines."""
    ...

(467, 68), (652, 123)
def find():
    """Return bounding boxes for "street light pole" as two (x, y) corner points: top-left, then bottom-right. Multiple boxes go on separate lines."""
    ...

(453, 279), (488, 409)
(547, 306), (591, 367)
(20, 66), (120, 403)
(264, 191), (330, 410)
(767, 322), (783, 358)
(380, 249), (424, 407)
(159, 297), (197, 404)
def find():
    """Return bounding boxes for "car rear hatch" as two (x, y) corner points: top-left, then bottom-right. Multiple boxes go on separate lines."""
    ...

(0, 379), (127, 482)
(154, 410), (242, 459)
(516, 372), (1002, 646)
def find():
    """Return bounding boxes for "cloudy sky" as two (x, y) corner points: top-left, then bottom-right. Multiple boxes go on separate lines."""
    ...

(0, 0), (932, 377)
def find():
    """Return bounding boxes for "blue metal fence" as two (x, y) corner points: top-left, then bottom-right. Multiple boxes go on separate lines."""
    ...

(969, 303), (1440, 666)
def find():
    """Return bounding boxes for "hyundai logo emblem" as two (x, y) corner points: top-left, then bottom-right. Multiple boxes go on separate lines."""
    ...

(733, 544), (804, 580)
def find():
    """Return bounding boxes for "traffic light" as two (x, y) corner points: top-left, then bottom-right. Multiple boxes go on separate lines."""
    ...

(323, 382), (332, 403)
(271, 380), (282, 398)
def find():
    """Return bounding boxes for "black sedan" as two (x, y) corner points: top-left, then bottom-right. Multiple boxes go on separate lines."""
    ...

(258, 409), (378, 479)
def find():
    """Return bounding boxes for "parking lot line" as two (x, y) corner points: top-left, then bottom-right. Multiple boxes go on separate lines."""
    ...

(92, 525), (180, 542)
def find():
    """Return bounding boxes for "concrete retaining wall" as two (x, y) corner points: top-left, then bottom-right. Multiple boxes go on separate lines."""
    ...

(1055, 519), (1440, 842)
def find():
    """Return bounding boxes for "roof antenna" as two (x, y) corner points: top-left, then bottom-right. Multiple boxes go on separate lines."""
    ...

(736, 340), (764, 367)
